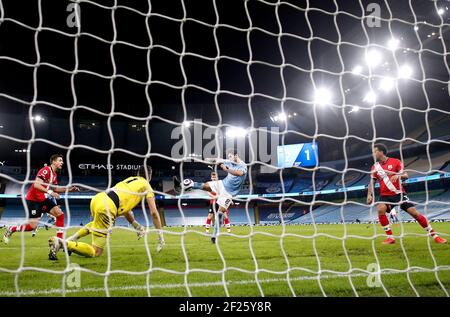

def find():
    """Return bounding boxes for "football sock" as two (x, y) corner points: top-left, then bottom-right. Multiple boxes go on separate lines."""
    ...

(379, 214), (393, 237)
(223, 216), (230, 228)
(56, 213), (65, 239)
(67, 241), (96, 258)
(10, 224), (34, 233)
(414, 214), (437, 237)
(67, 222), (92, 241)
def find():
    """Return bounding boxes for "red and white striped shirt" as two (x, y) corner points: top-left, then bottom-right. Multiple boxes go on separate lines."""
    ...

(26, 166), (58, 202)
(371, 157), (405, 196)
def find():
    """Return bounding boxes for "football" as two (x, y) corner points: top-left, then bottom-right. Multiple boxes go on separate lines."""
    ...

(182, 179), (194, 190)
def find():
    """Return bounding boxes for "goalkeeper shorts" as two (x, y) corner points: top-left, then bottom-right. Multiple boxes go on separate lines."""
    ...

(89, 192), (119, 248)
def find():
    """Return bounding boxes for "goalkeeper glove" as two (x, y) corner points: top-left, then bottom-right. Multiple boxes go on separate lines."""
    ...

(137, 228), (145, 240)
(131, 220), (145, 240)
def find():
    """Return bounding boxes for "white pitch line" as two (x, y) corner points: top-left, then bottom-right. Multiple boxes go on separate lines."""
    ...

(0, 267), (448, 296)
(0, 243), (200, 250)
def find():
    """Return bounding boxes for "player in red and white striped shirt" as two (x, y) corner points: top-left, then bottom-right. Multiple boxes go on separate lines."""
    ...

(3, 154), (79, 244)
(205, 172), (231, 233)
(367, 144), (446, 245)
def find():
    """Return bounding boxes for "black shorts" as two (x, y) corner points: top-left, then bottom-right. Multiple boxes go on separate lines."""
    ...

(26, 198), (58, 219)
(378, 194), (415, 212)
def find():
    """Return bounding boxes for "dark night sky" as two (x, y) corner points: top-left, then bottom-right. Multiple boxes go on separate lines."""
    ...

(0, 0), (449, 172)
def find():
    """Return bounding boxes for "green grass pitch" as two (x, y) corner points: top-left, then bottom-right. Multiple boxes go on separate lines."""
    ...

(0, 222), (449, 297)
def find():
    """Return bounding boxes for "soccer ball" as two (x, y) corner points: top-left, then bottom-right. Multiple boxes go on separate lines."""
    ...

(183, 179), (194, 190)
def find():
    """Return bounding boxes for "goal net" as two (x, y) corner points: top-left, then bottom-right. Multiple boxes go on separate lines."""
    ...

(0, 0), (449, 297)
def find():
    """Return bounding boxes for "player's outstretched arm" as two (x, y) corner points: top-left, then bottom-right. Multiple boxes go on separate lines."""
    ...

(390, 166), (408, 183)
(124, 210), (136, 225)
(220, 164), (244, 176)
(367, 178), (374, 205)
(124, 211), (145, 240)
(53, 185), (80, 193)
(33, 177), (60, 199)
(147, 196), (165, 251)
(147, 197), (162, 231)
(396, 170), (409, 180)
(204, 157), (225, 165)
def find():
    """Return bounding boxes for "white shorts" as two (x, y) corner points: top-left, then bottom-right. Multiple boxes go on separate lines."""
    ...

(207, 180), (233, 209)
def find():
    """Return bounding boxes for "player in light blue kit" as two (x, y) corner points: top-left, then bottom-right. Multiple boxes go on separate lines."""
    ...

(174, 149), (247, 244)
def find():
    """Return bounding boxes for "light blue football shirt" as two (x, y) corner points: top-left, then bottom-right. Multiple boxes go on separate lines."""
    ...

(222, 161), (247, 196)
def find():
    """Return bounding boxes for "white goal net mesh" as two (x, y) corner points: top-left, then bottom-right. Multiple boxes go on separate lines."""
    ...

(0, 0), (449, 297)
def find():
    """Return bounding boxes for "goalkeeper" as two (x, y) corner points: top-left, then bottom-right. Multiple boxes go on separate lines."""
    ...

(48, 165), (164, 260)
